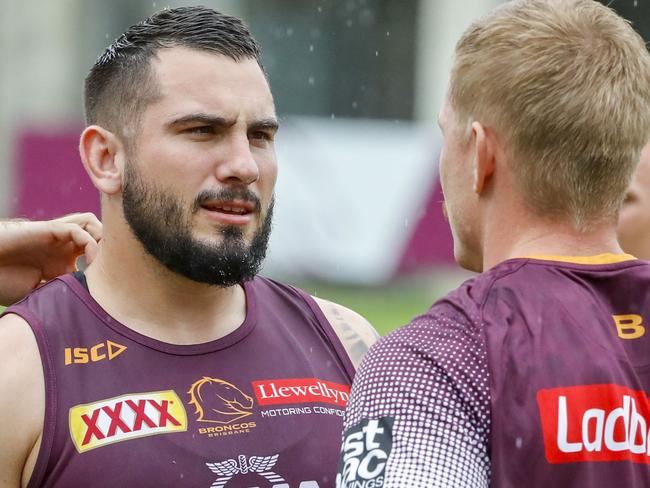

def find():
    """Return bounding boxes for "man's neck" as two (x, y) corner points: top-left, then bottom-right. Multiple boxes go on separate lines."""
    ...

(482, 216), (625, 271)
(84, 229), (248, 345)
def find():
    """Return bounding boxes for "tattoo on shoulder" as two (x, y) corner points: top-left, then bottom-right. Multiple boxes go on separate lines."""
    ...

(328, 305), (372, 366)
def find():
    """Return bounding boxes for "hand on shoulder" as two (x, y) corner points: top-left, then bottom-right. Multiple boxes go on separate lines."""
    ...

(0, 213), (102, 305)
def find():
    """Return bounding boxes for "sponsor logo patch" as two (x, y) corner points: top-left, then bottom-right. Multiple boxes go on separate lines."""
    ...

(253, 378), (350, 407)
(187, 376), (257, 438)
(69, 390), (187, 453)
(64, 340), (127, 365)
(337, 417), (394, 488)
(206, 453), (320, 487)
(538, 384), (650, 464)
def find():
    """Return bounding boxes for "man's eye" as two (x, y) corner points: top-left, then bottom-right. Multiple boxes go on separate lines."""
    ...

(186, 126), (214, 135)
(249, 131), (272, 141)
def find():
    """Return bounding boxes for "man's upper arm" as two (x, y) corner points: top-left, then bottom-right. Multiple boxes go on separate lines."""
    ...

(337, 310), (491, 488)
(313, 297), (380, 368)
(0, 313), (44, 488)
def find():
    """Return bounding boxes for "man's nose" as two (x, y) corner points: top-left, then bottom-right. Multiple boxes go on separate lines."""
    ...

(214, 134), (260, 185)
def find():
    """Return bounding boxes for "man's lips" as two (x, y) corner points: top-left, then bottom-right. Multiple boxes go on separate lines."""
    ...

(199, 199), (256, 225)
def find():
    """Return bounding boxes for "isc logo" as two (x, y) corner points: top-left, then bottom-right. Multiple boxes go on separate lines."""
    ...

(64, 340), (127, 365)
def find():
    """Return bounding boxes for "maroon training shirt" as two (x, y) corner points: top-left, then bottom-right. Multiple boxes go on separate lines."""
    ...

(338, 254), (650, 487)
(4, 274), (355, 488)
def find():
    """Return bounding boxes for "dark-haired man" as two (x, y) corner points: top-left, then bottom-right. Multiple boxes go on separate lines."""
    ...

(0, 7), (376, 488)
(338, 1), (650, 487)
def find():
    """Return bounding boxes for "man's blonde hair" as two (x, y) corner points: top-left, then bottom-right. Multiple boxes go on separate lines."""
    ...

(449, 0), (650, 229)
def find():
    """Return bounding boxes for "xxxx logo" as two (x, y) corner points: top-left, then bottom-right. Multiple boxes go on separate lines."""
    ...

(69, 390), (187, 453)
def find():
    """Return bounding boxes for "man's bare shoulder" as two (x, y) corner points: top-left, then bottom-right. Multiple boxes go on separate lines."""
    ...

(0, 313), (44, 488)
(312, 297), (380, 369)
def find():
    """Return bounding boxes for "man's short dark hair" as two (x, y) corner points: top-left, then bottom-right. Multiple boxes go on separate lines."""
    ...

(84, 6), (263, 138)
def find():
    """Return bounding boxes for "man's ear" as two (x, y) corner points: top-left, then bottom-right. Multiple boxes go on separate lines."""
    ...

(471, 121), (496, 195)
(79, 125), (126, 196)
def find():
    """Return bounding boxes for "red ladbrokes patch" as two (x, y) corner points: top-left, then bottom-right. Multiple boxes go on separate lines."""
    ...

(537, 384), (650, 465)
(252, 378), (350, 406)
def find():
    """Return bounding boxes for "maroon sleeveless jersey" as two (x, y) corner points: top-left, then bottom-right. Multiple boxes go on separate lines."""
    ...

(339, 255), (650, 487)
(4, 274), (355, 488)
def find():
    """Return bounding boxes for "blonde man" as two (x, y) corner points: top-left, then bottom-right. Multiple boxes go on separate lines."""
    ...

(338, 1), (650, 487)
(618, 143), (650, 259)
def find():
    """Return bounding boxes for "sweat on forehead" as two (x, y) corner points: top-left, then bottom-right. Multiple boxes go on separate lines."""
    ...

(83, 6), (264, 136)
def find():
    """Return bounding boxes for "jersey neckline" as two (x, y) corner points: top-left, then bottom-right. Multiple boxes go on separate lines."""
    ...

(59, 273), (258, 356)
(516, 253), (637, 265)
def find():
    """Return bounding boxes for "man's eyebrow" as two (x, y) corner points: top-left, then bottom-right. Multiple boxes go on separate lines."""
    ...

(167, 113), (237, 128)
(249, 117), (280, 133)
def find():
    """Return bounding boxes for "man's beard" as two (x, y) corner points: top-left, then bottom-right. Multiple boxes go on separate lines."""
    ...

(122, 163), (273, 287)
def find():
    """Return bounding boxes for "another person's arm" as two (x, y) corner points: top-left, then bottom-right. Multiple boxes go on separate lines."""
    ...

(0, 314), (44, 488)
(0, 213), (102, 305)
(337, 310), (490, 487)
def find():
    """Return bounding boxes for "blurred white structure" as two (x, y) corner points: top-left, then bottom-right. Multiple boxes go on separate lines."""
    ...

(267, 116), (438, 283)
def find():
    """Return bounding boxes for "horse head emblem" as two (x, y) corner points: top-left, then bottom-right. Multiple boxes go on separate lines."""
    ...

(188, 376), (254, 424)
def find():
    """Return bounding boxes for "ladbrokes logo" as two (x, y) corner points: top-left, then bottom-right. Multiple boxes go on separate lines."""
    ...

(188, 376), (256, 437)
(538, 384), (650, 464)
(69, 390), (187, 453)
(253, 378), (350, 407)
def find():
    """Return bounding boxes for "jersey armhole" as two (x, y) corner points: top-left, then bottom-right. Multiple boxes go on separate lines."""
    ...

(289, 287), (356, 382)
(1, 306), (56, 488)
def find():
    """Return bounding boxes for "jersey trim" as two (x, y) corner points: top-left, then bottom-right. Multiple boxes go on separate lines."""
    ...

(0, 306), (57, 488)
(520, 253), (636, 265)
(59, 274), (258, 356)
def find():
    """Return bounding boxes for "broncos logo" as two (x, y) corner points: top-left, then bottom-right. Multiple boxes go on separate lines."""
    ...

(188, 376), (254, 424)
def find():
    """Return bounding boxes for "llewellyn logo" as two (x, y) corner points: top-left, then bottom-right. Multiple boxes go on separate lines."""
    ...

(252, 378), (350, 407)
(188, 376), (257, 438)
(69, 390), (187, 453)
